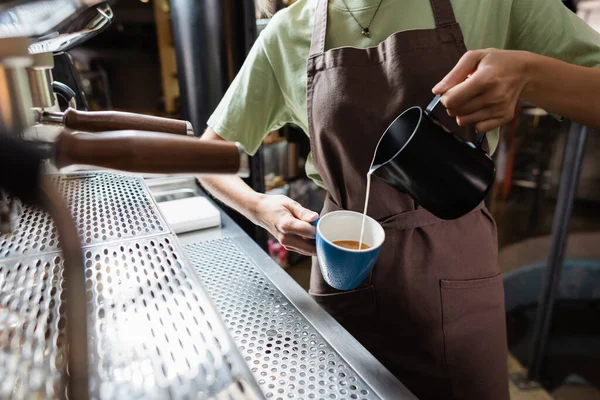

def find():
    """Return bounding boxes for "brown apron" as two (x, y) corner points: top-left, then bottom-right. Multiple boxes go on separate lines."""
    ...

(306, 0), (509, 398)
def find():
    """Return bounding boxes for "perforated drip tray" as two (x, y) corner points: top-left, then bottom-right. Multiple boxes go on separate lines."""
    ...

(0, 236), (259, 399)
(84, 235), (258, 399)
(0, 253), (66, 399)
(185, 239), (380, 400)
(0, 173), (168, 260)
(0, 172), (261, 399)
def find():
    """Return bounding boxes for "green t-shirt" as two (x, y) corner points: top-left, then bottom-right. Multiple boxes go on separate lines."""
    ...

(208, 0), (600, 188)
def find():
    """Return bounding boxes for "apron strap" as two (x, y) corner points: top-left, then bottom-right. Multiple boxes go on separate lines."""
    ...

(429, 0), (459, 27)
(309, 0), (328, 57)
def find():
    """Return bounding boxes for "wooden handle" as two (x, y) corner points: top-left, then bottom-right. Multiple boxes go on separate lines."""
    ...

(54, 130), (242, 174)
(62, 108), (190, 135)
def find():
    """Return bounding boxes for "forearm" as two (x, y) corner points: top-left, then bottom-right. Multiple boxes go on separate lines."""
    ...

(522, 52), (600, 130)
(199, 174), (264, 222)
(198, 128), (318, 255)
(198, 129), (264, 224)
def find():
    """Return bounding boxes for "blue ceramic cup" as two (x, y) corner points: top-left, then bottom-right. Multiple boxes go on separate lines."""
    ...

(313, 210), (385, 291)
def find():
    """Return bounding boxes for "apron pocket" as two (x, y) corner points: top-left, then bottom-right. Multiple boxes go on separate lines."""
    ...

(440, 274), (509, 399)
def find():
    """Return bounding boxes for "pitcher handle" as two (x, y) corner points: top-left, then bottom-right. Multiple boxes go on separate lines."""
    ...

(426, 94), (487, 151)
(425, 94), (442, 116)
(475, 133), (486, 149)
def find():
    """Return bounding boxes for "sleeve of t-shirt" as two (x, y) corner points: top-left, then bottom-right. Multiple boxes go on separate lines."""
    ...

(508, 0), (600, 67)
(207, 33), (290, 156)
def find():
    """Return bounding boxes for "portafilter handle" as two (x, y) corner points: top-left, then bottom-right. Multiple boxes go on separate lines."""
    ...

(53, 130), (249, 177)
(61, 108), (193, 136)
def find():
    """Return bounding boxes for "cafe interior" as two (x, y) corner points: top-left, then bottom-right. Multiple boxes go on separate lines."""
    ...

(0, 0), (599, 399)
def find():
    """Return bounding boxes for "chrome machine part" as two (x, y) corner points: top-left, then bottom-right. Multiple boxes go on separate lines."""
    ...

(27, 52), (55, 109)
(0, 0), (112, 137)
(0, 36), (34, 134)
(0, 172), (263, 399)
(186, 120), (194, 136)
(27, 2), (113, 55)
(0, 0), (109, 41)
(35, 109), (64, 124)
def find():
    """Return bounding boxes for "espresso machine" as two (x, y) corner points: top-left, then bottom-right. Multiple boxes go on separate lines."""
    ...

(0, 1), (260, 399)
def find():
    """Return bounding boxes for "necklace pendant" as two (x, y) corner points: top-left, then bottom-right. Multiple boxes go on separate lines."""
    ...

(361, 27), (370, 37)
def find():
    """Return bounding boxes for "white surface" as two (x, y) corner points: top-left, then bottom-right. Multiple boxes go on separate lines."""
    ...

(317, 210), (385, 251)
(158, 196), (221, 234)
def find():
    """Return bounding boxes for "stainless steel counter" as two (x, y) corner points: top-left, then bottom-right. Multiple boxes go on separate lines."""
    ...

(148, 177), (416, 400)
(0, 173), (262, 400)
(0, 173), (416, 400)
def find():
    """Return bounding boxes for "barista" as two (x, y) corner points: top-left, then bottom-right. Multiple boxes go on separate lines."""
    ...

(199, 0), (600, 398)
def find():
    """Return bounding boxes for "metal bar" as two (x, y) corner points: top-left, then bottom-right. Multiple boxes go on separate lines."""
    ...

(170, 0), (227, 133)
(527, 122), (589, 382)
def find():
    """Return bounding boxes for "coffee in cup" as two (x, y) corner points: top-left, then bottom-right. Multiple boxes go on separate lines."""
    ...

(332, 240), (371, 250)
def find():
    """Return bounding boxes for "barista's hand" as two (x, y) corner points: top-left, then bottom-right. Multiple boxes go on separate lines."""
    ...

(251, 194), (318, 256)
(432, 48), (531, 133)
